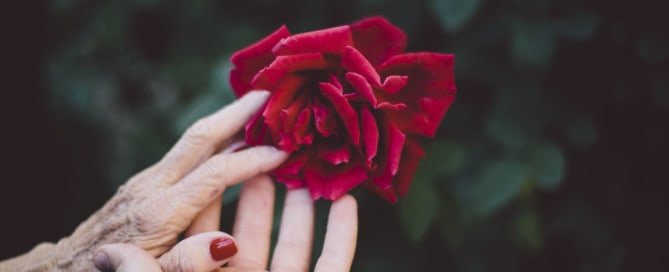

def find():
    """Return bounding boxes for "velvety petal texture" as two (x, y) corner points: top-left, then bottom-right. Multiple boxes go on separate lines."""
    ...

(229, 16), (456, 202)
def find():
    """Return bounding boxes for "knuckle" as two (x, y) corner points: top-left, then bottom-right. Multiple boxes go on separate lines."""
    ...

(129, 202), (170, 234)
(129, 210), (155, 233)
(205, 154), (231, 180)
(161, 248), (195, 272)
(116, 180), (142, 196)
(157, 163), (182, 184)
(184, 118), (213, 147)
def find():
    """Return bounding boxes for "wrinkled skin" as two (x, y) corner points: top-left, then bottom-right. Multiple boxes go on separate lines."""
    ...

(230, 16), (456, 202)
(92, 183), (358, 272)
(0, 91), (289, 271)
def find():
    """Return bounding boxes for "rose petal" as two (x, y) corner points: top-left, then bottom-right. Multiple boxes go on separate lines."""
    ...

(312, 102), (337, 137)
(376, 101), (407, 111)
(361, 107), (378, 165)
(345, 72), (377, 106)
(379, 53), (455, 96)
(274, 149), (312, 188)
(378, 53), (456, 137)
(371, 122), (405, 189)
(394, 137), (425, 196)
(385, 124), (405, 176)
(304, 159), (368, 200)
(245, 104), (269, 145)
(274, 149), (311, 176)
(329, 74), (343, 90)
(363, 181), (398, 203)
(276, 176), (307, 189)
(278, 130), (298, 152)
(343, 92), (362, 102)
(342, 46), (381, 85)
(263, 75), (309, 142)
(294, 108), (314, 146)
(380, 75), (408, 94)
(280, 94), (309, 133)
(230, 25), (291, 96)
(350, 17), (407, 66)
(278, 94), (310, 152)
(250, 53), (329, 90)
(272, 25), (353, 56)
(317, 143), (351, 165)
(319, 82), (361, 146)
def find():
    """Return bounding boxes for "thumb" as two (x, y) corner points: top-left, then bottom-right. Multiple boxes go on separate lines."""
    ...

(94, 243), (161, 272)
(158, 231), (238, 272)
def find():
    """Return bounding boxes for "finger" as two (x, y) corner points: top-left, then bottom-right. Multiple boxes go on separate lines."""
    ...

(217, 268), (266, 272)
(170, 145), (288, 211)
(185, 140), (249, 236)
(186, 195), (222, 236)
(158, 231), (238, 272)
(94, 243), (162, 272)
(228, 175), (275, 270)
(270, 188), (315, 272)
(314, 195), (358, 272)
(158, 90), (270, 185)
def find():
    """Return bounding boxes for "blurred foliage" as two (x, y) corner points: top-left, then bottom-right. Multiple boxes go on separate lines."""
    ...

(27, 0), (669, 271)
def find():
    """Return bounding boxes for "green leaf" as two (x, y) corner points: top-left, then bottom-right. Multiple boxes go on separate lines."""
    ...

(472, 159), (529, 216)
(511, 21), (556, 69)
(423, 141), (466, 175)
(437, 191), (465, 249)
(398, 174), (438, 243)
(429, 0), (483, 33)
(485, 88), (544, 149)
(530, 143), (566, 191)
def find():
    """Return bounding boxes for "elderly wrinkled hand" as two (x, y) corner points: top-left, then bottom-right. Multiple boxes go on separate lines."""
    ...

(1, 90), (289, 271)
(92, 187), (358, 272)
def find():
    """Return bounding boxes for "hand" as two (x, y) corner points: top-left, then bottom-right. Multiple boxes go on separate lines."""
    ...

(93, 177), (358, 272)
(0, 90), (289, 271)
(93, 231), (239, 272)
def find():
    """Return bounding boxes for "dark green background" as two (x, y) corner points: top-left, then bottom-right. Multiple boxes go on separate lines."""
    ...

(2, 0), (668, 271)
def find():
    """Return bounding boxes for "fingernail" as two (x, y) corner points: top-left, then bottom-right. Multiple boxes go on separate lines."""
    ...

(222, 140), (248, 154)
(210, 237), (237, 261)
(267, 146), (288, 161)
(93, 251), (112, 272)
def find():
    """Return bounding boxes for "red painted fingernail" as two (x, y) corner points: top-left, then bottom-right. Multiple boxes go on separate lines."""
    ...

(210, 237), (237, 261)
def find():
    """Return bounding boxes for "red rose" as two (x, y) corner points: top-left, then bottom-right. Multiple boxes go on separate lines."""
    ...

(230, 17), (456, 202)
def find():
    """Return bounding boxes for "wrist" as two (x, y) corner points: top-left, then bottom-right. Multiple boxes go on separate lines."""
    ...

(0, 242), (56, 271)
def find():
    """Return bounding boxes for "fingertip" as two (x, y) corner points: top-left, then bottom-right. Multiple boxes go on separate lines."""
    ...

(93, 250), (112, 272)
(94, 243), (159, 272)
(242, 90), (271, 101)
(159, 231), (238, 272)
(334, 194), (358, 211)
(246, 145), (289, 166)
(210, 236), (239, 261)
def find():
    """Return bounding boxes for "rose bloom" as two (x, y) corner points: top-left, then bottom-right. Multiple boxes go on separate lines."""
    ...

(230, 17), (455, 202)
